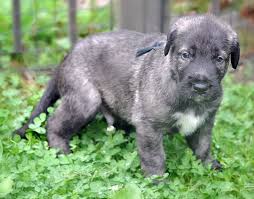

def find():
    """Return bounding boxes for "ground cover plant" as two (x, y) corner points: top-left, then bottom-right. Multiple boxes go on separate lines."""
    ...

(1, 1), (254, 198)
(0, 68), (254, 198)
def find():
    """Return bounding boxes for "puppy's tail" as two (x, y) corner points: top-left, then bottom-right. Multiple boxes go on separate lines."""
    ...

(14, 74), (60, 138)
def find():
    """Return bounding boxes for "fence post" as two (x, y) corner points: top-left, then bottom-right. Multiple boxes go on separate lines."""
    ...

(109, 0), (114, 30)
(68, 0), (77, 47)
(211, 0), (220, 15)
(161, 0), (170, 33)
(12, 0), (22, 53)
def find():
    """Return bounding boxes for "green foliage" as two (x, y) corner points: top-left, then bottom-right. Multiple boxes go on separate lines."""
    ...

(172, 0), (245, 14)
(110, 184), (142, 199)
(0, 177), (13, 198)
(28, 113), (47, 135)
(0, 69), (254, 198)
(172, 0), (210, 14)
(0, 0), (110, 68)
(0, 140), (2, 161)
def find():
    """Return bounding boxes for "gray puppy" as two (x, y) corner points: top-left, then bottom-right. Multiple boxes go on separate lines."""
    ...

(15, 15), (240, 176)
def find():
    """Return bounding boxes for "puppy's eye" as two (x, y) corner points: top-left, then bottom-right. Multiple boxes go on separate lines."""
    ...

(181, 51), (191, 60)
(216, 56), (224, 63)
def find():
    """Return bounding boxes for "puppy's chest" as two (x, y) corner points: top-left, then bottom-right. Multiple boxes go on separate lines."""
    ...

(172, 111), (207, 136)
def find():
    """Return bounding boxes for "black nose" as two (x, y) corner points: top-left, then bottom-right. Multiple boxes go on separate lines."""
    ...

(193, 82), (209, 93)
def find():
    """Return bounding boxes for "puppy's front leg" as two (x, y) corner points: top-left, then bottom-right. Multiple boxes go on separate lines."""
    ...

(136, 123), (165, 176)
(185, 113), (222, 170)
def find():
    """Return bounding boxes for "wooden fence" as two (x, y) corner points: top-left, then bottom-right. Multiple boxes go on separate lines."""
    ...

(9, 0), (254, 63)
(11, 0), (224, 55)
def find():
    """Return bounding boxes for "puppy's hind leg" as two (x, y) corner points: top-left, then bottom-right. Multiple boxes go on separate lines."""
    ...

(47, 83), (101, 153)
(100, 106), (115, 131)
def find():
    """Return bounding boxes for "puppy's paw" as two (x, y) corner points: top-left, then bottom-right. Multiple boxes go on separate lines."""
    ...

(211, 159), (223, 171)
(106, 125), (115, 132)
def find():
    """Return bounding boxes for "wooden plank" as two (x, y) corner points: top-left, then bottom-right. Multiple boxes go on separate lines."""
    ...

(12, 0), (22, 53)
(117, 0), (170, 33)
(109, 0), (114, 30)
(68, 0), (77, 47)
(118, 0), (145, 32)
(161, 0), (170, 33)
(144, 0), (161, 32)
(211, 0), (220, 15)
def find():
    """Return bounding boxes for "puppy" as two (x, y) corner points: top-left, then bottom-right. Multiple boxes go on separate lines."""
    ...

(15, 15), (240, 176)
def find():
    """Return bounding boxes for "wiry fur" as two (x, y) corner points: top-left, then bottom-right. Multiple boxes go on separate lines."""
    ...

(15, 15), (240, 176)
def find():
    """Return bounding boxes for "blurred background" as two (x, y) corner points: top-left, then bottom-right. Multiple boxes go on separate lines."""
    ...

(0, 0), (254, 82)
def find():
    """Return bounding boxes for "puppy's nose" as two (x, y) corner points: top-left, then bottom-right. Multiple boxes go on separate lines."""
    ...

(193, 82), (209, 93)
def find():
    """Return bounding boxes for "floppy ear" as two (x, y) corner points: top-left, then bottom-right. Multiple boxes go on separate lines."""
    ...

(231, 41), (240, 69)
(164, 30), (177, 56)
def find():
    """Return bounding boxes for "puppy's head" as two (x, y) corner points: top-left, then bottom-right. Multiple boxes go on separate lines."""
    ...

(164, 15), (240, 104)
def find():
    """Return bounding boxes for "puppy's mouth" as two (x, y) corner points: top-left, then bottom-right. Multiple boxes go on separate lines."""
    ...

(189, 81), (214, 102)
(192, 93), (208, 102)
(190, 91), (220, 104)
(178, 81), (220, 104)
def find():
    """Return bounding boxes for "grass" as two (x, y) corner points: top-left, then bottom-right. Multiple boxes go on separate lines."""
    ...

(0, 69), (254, 199)
(1, 1), (254, 198)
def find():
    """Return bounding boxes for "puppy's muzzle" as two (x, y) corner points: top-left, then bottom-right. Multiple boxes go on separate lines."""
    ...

(193, 81), (209, 94)
(189, 75), (210, 94)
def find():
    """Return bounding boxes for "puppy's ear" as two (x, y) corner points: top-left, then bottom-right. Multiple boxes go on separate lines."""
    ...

(164, 30), (177, 56)
(231, 40), (240, 69)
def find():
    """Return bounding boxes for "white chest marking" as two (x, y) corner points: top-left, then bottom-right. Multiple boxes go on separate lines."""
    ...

(173, 111), (207, 136)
